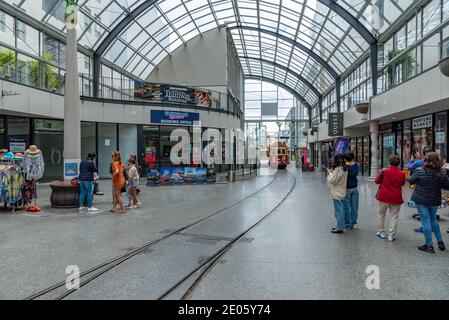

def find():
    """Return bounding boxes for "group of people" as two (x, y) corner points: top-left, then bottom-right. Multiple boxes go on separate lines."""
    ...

(78, 151), (141, 214)
(327, 149), (449, 254)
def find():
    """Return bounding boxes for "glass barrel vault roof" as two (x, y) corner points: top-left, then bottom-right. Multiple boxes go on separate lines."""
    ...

(3, 0), (415, 105)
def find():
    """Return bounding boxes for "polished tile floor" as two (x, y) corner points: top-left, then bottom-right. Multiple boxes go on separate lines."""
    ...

(1, 168), (448, 300)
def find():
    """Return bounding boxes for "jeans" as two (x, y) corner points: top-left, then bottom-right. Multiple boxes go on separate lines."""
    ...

(344, 188), (359, 227)
(333, 199), (346, 231)
(416, 204), (442, 246)
(79, 181), (93, 208)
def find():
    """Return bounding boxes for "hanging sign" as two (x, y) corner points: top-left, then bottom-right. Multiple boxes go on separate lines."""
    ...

(412, 115), (433, 130)
(334, 139), (350, 154)
(328, 113), (343, 136)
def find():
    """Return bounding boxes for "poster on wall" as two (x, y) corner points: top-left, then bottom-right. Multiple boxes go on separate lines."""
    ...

(64, 159), (80, 180)
(160, 168), (172, 185)
(9, 140), (26, 153)
(172, 168), (185, 184)
(146, 168), (160, 186)
(147, 167), (209, 186)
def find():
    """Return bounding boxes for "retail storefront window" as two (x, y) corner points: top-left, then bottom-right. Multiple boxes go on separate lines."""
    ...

(7, 117), (29, 153)
(143, 126), (160, 170)
(81, 122), (96, 160)
(363, 137), (370, 176)
(0, 117), (5, 148)
(412, 115), (433, 156)
(382, 133), (395, 169)
(403, 120), (412, 167)
(98, 123), (117, 177)
(33, 119), (63, 180)
(119, 124), (138, 165)
(435, 112), (447, 163)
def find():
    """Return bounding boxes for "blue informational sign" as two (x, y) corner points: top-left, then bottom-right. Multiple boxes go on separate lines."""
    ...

(151, 110), (200, 126)
(334, 139), (350, 154)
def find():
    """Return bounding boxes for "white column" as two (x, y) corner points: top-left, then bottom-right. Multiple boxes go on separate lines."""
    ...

(63, 2), (81, 181)
(370, 120), (379, 178)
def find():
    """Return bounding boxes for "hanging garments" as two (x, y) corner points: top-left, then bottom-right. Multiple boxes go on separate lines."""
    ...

(22, 151), (45, 181)
(22, 179), (36, 205)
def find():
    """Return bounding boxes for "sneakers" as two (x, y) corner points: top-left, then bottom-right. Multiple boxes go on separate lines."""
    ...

(437, 241), (446, 251)
(88, 207), (99, 212)
(418, 244), (435, 254)
(331, 228), (344, 234)
(352, 224), (358, 229)
(376, 232), (385, 239)
(79, 207), (85, 211)
(388, 234), (396, 242)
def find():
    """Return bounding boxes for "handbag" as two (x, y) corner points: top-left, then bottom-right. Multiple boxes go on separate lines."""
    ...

(375, 169), (385, 200)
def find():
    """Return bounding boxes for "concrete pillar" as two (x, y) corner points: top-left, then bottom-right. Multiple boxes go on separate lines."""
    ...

(370, 120), (379, 178)
(63, 1), (81, 180)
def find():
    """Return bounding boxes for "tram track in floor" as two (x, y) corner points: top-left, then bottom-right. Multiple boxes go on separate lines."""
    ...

(23, 174), (279, 300)
(158, 169), (297, 300)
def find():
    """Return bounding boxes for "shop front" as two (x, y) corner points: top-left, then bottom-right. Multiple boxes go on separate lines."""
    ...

(376, 113), (448, 171)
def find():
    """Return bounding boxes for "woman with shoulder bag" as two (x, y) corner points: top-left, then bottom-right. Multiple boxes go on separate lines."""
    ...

(409, 152), (449, 254)
(327, 153), (348, 234)
(374, 155), (406, 241)
(110, 151), (126, 214)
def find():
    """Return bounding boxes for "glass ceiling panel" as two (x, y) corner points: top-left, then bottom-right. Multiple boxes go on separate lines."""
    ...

(4, 0), (415, 99)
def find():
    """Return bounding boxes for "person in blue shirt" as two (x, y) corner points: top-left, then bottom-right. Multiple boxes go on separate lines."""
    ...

(407, 147), (433, 174)
(408, 147), (433, 232)
(344, 152), (360, 229)
(79, 152), (99, 212)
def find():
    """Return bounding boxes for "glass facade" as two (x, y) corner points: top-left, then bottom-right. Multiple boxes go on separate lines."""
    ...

(378, 0), (449, 93)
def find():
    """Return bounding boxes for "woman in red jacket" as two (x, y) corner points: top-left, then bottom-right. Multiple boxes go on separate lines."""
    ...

(374, 155), (406, 241)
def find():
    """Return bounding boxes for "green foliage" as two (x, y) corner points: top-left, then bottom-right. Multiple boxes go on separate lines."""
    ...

(386, 48), (416, 90)
(26, 53), (60, 90)
(0, 49), (16, 77)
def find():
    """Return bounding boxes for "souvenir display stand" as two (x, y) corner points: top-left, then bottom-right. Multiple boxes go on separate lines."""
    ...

(0, 146), (45, 213)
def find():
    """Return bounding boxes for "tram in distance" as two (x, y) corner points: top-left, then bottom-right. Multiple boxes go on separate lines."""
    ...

(267, 142), (290, 169)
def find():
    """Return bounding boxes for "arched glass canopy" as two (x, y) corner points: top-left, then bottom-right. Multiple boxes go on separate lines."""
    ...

(3, 0), (415, 105)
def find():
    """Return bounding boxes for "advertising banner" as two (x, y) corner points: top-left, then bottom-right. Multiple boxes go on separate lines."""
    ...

(135, 82), (213, 108)
(334, 139), (350, 154)
(151, 110), (200, 126)
(146, 167), (209, 186)
(134, 82), (161, 102)
(328, 113), (343, 137)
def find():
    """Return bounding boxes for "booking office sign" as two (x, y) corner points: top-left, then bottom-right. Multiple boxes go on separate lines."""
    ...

(149, 110), (267, 175)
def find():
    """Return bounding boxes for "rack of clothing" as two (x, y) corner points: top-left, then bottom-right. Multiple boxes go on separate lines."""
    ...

(0, 160), (25, 209)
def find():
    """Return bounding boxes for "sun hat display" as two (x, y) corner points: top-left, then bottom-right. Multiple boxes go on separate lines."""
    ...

(4, 152), (14, 159)
(26, 145), (41, 155)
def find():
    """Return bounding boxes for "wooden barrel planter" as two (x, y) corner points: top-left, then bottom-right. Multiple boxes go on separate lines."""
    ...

(50, 182), (80, 208)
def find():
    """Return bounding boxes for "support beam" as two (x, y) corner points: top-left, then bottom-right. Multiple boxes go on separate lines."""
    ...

(241, 56), (321, 99)
(319, 96), (323, 123)
(93, 0), (158, 97)
(335, 77), (341, 113)
(229, 26), (339, 79)
(370, 43), (378, 96)
(318, 0), (376, 44)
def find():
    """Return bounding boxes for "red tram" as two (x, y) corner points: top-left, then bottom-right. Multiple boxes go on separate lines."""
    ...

(267, 142), (290, 169)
